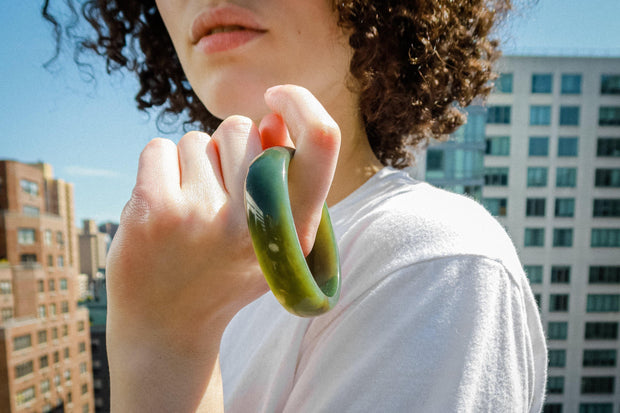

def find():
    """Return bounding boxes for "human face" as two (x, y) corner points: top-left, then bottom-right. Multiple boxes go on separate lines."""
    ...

(155, 0), (355, 124)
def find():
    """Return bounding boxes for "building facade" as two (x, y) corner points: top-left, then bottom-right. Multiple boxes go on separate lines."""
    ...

(78, 220), (108, 296)
(483, 56), (620, 413)
(0, 161), (94, 413)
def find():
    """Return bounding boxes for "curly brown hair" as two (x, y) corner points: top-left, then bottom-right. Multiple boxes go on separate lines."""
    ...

(43, 0), (510, 168)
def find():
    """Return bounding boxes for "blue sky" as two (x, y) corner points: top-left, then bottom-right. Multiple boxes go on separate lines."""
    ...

(1, 0), (619, 226)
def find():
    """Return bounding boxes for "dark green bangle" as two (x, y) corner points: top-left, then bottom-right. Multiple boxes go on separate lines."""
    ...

(244, 147), (341, 317)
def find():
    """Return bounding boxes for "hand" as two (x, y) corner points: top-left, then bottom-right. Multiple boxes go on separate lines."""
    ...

(105, 85), (340, 412)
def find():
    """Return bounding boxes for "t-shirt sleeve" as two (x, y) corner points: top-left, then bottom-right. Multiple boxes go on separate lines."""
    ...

(282, 256), (547, 413)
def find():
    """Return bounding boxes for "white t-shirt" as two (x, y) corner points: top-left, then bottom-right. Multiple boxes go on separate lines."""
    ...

(221, 167), (547, 412)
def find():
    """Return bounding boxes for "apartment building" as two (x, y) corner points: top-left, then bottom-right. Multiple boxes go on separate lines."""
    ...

(0, 160), (94, 412)
(483, 56), (620, 413)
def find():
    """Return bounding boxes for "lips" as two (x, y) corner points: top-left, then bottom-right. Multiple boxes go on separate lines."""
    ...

(190, 5), (266, 53)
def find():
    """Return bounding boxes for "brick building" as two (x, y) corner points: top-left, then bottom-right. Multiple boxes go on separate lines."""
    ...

(0, 160), (94, 412)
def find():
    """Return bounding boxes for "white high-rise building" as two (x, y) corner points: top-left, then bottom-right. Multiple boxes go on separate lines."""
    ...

(482, 55), (620, 413)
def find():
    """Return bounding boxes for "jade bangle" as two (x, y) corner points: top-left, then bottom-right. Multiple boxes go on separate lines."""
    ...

(244, 147), (341, 317)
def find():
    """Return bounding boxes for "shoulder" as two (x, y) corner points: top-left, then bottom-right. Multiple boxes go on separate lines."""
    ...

(330, 167), (523, 277)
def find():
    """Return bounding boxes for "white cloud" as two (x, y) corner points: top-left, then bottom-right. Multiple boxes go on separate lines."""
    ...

(64, 166), (122, 178)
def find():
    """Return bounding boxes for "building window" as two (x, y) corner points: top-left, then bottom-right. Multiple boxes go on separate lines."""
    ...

(482, 198), (507, 216)
(56, 231), (64, 247)
(524, 265), (543, 284)
(77, 320), (85, 332)
(20, 179), (39, 196)
(524, 228), (545, 247)
(53, 351), (59, 364)
(583, 350), (616, 367)
(487, 106), (511, 124)
(15, 360), (34, 379)
(548, 322), (568, 340)
(23, 205), (40, 216)
(587, 294), (620, 312)
(485, 136), (510, 155)
(590, 267), (620, 284)
(556, 168), (577, 188)
(526, 198), (546, 217)
(591, 229), (620, 247)
(554, 198), (575, 218)
(426, 149), (443, 173)
(597, 137), (620, 157)
(561, 74), (582, 94)
(601, 74), (620, 94)
(60, 278), (68, 290)
(57, 255), (64, 268)
(79, 341), (86, 353)
(20, 254), (37, 264)
(579, 403), (613, 413)
(0, 281), (12, 295)
(553, 228), (573, 247)
(47, 255), (53, 267)
(37, 330), (47, 344)
(50, 303), (57, 317)
(44, 230), (52, 246)
(484, 167), (509, 186)
(547, 376), (564, 394)
(38, 304), (46, 319)
(61, 301), (69, 314)
(530, 105), (551, 126)
(543, 404), (563, 413)
(581, 377), (614, 394)
(585, 322), (618, 340)
(599, 107), (620, 126)
(64, 347), (70, 359)
(62, 324), (68, 337)
(527, 167), (547, 187)
(41, 379), (50, 394)
(80, 362), (87, 375)
(549, 294), (569, 312)
(13, 335), (32, 352)
(48, 279), (55, 292)
(551, 266), (570, 283)
(593, 199), (620, 217)
(40, 355), (49, 369)
(557, 137), (578, 157)
(1, 308), (13, 321)
(559, 106), (580, 126)
(82, 383), (88, 394)
(15, 386), (36, 407)
(532, 74), (553, 93)
(594, 169), (620, 187)
(495, 73), (513, 93)
(529, 136), (549, 156)
(17, 228), (36, 245)
(548, 349), (566, 367)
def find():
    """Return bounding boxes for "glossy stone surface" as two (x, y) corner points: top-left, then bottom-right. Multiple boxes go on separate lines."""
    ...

(244, 147), (341, 317)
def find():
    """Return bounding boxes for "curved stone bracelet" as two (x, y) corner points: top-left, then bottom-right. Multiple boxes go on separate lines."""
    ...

(244, 146), (341, 317)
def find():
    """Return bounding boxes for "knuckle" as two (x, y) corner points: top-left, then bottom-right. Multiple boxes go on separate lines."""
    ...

(306, 120), (341, 150)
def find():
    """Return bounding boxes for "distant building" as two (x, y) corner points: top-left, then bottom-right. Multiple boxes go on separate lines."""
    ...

(0, 160), (94, 412)
(78, 220), (109, 292)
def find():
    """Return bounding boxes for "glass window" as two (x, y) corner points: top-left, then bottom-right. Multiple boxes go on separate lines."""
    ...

(38, 305), (46, 319)
(595, 169), (620, 187)
(544, 404), (563, 413)
(58, 255), (64, 268)
(591, 229), (620, 247)
(559, 106), (580, 126)
(547, 376), (564, 394)
(579, 403), (613, 413)
(558, 137), (578, 157)
(583, 350), (616, 367)
(487, 106), (511, 124)
(526, 198), (546, 217)
(0, 281), (11, 295)
(524, 228), (545, 247)
(587, 294), (620, 312)
(549, 294), (569, 312)
(581, 377), (614, 394)
(426, 149), (443, 172)
(593, 199), (620, 217)
(548, 349), (566, 367)
(530, 105), (551, 126)
(551, 266), (570, 283)
(485, 136), (510, 156)
(60, 279), (68, 290)
(601, 74), (620, 94)
(527, 167), (547, 187)
(16, 387), (36, 407)
(484, 167), (509, 186)
(532, 74), (553, 93)
(585, 322), (618, 340)
(555, 198), (574, 217)
(561, 74), (582, 94)
(37, 330), (47, 344)
(13, 334), (32, 351)
(17, 228), (36, 245)
(44, 230), (52, 246)
(548, 322), (568, 340)
(589, 266), (620, 284)
(524, 265), (543, 284)
(482, 198), (507, 216)
(20, 179), (39, 196)
(599, 107), (620, 126)
(529, 136), (549, 156)
(40, 355), (49, 369)
(15, 360), (34, 378)
(597, 138), (620, 157)
(495, 73), (513, 93)
(23, 205), (40, 216)
(556, 168), (577, 188)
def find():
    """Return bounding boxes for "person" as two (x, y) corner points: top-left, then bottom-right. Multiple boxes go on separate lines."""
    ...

(44, 0), (547, 411)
